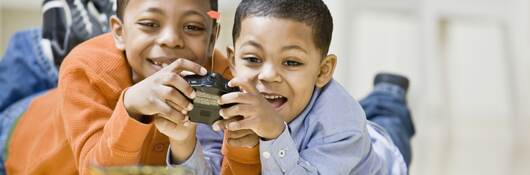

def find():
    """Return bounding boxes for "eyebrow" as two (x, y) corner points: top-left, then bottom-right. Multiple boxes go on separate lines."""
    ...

(183, 10), (208, 21)
(240, 40), (264, 51)
(142, 7), (165, 15)
(281, 45), (308, 54)
(140, 7), (208, 21)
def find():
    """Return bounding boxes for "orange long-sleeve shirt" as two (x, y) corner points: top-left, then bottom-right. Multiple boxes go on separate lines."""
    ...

(5, 33), (253, 174)
(221, 133), (261, 175)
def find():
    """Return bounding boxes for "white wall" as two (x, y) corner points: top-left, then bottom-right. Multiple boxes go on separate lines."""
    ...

(2, 0), (529, 174)
(323, 0), (530, 174)
(0, 1), (41, 56)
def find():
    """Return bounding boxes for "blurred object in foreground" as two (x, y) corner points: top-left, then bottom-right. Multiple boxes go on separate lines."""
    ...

(90, 166), (194, 175)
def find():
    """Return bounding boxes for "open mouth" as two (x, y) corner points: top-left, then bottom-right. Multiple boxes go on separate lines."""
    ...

(148, 58), (175, 70)
(261, 93), (287, 109)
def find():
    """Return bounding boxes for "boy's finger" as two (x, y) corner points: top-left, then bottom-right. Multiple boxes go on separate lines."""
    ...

(219, 104), (252, 119)
(165, 58), (207, 76)
(156, 113), (181, 125)
(156, 85), (191, 113)
(179, 70), (196, 77)
(227, 118), (254, 131)
(228, 77), (259, 94)
(154, 100), (186, 124)
(154, 117), (175, 133)
(212, 116), (243, 131)
(227, 129), (255, 139)
(165, 92), (193, 114)
(154, 117), (196, 141)
(218, 92), (255, 105)
(166, 100), (187, 115)
(162, 72), (196, 99)
(212, 120), (225, 131)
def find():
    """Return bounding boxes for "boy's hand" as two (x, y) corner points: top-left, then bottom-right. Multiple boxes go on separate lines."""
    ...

(154, 116), (196, 141)
(227, 129), (259, 148)
(123, 59), (207, 140)
(217, 77), (285, 140)
(213, 118), (259, 148)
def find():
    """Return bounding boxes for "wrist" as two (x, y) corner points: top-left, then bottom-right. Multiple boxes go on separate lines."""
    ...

(262, 122), (286, 141)
(169, 135), (197, 164)
(123, 89), (150, 123)
(170, 123), (197, 141)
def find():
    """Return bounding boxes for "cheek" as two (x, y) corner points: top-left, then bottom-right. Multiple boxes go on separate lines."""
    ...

(125, 48), (142, 66)
(125, 33), (151, 56)
(233, 63), (257, 77)
(285, 72), (318, 105)
(188, 38), (207, 52)
(188, 33), (210, 47)
(289, 70), (319, 87)
(186, 37), (210, 62)
(289, 80), (315, 100)
(284, 83), (314, 120)
(125, 39), (147, 60)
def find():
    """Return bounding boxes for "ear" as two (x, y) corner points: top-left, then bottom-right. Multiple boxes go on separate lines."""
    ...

(315, 54), (337, 88)
(226, 46), (236, 76)
(110, 16), (126, 51)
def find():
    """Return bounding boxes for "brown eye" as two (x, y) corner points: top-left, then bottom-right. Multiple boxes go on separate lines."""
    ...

(184, 25), (205, 32)
(243, 56), (262, 64)
(137, 21), (159, 28)
(283, 60), (303, 67)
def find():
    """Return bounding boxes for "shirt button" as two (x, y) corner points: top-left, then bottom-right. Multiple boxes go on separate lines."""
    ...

(278, 149), (286, 158)
(262, 151), (271, 159)
(154, 143), (165, 152)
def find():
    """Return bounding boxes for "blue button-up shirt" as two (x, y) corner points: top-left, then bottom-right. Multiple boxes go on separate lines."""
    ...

(169, 80), (407, 175)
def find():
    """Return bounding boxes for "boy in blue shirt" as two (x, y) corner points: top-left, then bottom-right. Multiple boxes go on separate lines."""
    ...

(210, 0), (409, 174)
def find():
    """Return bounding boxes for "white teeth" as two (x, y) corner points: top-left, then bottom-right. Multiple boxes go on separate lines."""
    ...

(152, 60), (168, 68)
(263, 95), (283, 99)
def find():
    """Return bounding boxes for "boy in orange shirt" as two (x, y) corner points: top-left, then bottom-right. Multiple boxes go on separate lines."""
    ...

(1, 0), (239, 174)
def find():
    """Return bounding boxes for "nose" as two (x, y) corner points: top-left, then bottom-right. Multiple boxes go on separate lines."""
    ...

(258, 63), (282, 83)
(157, 28), (184, 48)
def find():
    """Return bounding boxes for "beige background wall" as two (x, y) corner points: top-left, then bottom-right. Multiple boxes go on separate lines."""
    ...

(2, 0), (530, 174)
(0, 1), (41, 55)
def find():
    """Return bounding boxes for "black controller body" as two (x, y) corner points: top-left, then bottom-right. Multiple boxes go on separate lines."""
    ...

(184, 73), (238, 125)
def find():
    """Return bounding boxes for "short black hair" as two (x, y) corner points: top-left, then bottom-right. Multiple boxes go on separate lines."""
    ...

(232, 0), (333, 56)
(116, 0), (218, 20)
(116, 0), (129, 20)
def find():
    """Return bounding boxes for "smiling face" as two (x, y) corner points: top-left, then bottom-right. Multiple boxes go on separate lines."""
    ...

(111, 0), (217, 82)
(229, 17), (336, 123)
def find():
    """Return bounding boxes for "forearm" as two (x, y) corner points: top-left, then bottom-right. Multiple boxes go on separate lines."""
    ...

(260, 124), (378, 175)
(167, 141), (216, 175)
(166, 124), (224, 175)
(169, 133), (197, 163)
(260, 125), (317, 175)
(71, 92), (154, 174)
